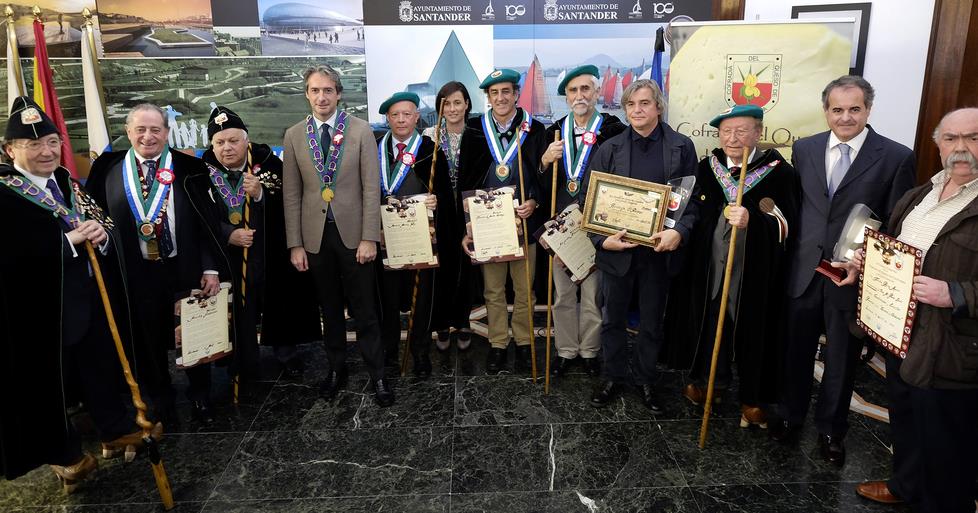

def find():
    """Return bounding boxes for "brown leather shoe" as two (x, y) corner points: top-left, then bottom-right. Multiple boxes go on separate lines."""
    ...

(739, 404), (768, 428)
(50, 453), (97, 494)
(856, 481), (903, 504)
(102, 422), (164, 462)
(682, 384), (721, 405)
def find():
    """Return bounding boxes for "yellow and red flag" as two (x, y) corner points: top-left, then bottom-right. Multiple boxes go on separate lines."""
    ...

(32, 15), (77, 178)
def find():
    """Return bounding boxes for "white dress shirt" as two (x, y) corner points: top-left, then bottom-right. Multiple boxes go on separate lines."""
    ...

(135, 152), (179, 259)
(898, 171), (978, 261)
(824, 127), (869, 188)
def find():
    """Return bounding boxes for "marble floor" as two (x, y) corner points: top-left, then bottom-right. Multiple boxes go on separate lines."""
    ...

(1, 336), (909, 513)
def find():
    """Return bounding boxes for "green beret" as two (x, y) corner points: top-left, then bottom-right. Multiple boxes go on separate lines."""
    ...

(379, 92), (420, 115)
(709, 104), (764, 128)
(557, 65), (600, 96)
(479, 69), (521, 90)
(5, 96), (58, 141)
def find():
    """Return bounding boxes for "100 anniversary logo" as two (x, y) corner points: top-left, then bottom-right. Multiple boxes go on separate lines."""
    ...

(725, 54), (782, 112)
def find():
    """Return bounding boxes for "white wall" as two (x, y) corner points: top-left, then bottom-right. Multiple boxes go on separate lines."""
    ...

(744, 0), (936, 150)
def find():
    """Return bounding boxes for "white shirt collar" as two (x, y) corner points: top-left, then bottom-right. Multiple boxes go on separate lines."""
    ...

(134, 151), (163, 165)
(13, 163), (54, 189)
(828, 126), (869, 154)
(726, 148), (758, 169)
(931, 169), (978, 191)
(492, 110), (517, 132)
(313, 111), (338, 132)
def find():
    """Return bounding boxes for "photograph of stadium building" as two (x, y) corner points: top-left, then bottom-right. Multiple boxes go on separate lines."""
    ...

(258, 0), (364, 56)
(97, 0), (216, 57)
(0, 1), (100, 58)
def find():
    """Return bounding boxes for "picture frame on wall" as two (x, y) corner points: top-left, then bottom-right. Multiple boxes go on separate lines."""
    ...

(791, 2), (872, 76)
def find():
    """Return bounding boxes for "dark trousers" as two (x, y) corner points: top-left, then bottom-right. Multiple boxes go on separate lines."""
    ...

(60, 297), (136, 464)
(378, 266), (434, 359)
(780, 278), (862, 436)
(307, 221), (385, 380)
(600, 253), (668, 385)
(886, 355), (978, 513)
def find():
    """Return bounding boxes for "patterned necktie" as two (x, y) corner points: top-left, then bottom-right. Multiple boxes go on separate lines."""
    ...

(45, 178), (66, 206)
(395, 142), (406, 163)
(144, 159), (174, 256)
(828, 143), (851, 200)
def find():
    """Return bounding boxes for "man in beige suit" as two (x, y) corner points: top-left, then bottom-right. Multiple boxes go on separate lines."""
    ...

(282, 65), (394, 407)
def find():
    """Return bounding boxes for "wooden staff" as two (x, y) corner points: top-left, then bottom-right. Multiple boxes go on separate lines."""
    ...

(544, 131), (560, 394)
(515, 125), (538, 383)
(698, 143), (751, 449)
(84, 241), (174, 510)
(233, 146), (255, 404)
(400, 98), (446, 377)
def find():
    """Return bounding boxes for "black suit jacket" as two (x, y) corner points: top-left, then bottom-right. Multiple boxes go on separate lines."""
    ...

(582, 122), (700, 277)
(786, 127), (916, 305)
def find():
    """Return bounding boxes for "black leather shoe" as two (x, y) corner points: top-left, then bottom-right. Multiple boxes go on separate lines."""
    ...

(413, 354), (432, 378)
(282, 357), (304, 379)
(551, 356), (575, 376)
(818, 434), (846, 467)
(318, 367), (348, 401)
(640, 385), (663, 414)
(191, 400), (215, 424)
(373, 378), (396, 407)
(591, 381), (621, 408)
(516, 345), (533, 373)
(769, 419), (802, 444)
(486, 348), (507, 374)
(582, 357), (601, 377)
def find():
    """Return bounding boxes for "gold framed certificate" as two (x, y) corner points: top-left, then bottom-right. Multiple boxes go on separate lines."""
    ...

(581, 171), (671, 247)
(534, 204), (596, 284)
(175, 284), (233, 369)
(380, 194), (439, 270)
(462, 186), (524, 264)
(856, 229), (923, 359)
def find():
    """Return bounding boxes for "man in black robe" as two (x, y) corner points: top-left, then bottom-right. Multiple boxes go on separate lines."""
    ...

(0, 97), (156, 492)
(202, 106), (322, 380)
(87, 103), (227, 424)
(666, 105), (799, 427)
(374, 92), (453, 377)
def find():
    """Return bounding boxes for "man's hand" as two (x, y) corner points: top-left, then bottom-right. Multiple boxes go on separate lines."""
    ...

(200, 274), (220, 296)
(602, 229), (639, 251)
(356, 240), (377, 264)
(913, 276), (953, 307)
(229, 228), (255, 248)
(290, 246), (308, 272)
(242, 172), (262, 198)
(461, 233), (475, 257)
(727, 205), (749, 229)
(516, 199), (537, 219)
(424, 194), (437, 211)
(830, 260), (860, 286)
(67, 220), (107, 246)
(541, 140), (564, 167)
(651, 229), (682, 252)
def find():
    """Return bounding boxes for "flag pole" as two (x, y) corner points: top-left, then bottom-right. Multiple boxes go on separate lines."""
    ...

(698, 143), (750, 449)
(4, 6), (26, 99)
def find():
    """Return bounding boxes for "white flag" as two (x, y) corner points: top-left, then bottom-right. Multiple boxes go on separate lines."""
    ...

(6, 21), (26, 115)
(81, 22), (110, 158)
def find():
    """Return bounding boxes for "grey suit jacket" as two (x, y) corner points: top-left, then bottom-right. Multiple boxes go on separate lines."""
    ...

(282, 113), (381, 252)
(786, 126), (916, 304)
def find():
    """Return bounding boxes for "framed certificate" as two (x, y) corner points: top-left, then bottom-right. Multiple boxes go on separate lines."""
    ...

(462, 186), (524, 264)
(581, 171), (671, 247)
(380, 194), (439, 270)
(856, 229), (923, 359)
(175, 284), (233, 369)
(534, 204), (596, 284)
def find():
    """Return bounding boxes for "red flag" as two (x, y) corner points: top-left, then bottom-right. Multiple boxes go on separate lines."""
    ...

(32, 17), (77, 178)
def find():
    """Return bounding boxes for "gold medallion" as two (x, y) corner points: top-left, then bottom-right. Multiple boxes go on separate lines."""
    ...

(321, 187), (334, 203)
(229, 211), (243, 225)
(723, 205), (732, 219)
(139, 222), (155, 237)
(496, 164), (510, 178)
(567, 179), (579, 194)
(145, 239), (160, 260)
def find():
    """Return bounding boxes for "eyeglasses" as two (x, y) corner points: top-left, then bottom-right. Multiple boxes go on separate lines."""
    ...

(719, 128), (752, 138)
(15, 138), (62, 151)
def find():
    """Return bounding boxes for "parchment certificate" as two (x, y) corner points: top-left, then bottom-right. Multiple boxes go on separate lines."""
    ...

(856, 229), (923, 359)
(176, 285), (232, 368)
(535, 204), (596, 284)
(582, 171), (671, 247)
(463, 187), (524, 264)
(380, 194), (439, 270)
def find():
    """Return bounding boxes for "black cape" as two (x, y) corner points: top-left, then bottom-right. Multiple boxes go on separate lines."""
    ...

(664, 148), (800, 403)
(0, 165), (132, 479)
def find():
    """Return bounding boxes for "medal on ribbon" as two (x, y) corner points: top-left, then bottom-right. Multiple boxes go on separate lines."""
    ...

(306, 111), (349, 203)
(206, 163), (246, 224)
(482, 109), (531, 181)
(561, 112), (603, 197)
(709, 154), (780, 203)
(122, 147), (173, 242)
(0, 174), (82, 228)
(378, 130), (423, 197)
